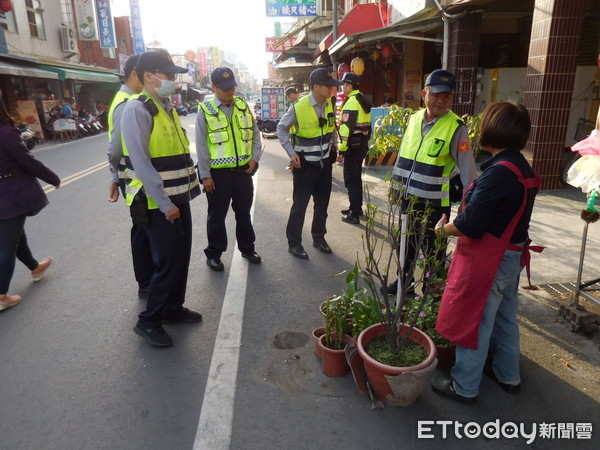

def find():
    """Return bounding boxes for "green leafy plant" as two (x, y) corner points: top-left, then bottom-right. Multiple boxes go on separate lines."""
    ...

(406, 294), (453, 347)
(324, 295), (347, 350)
(368, 105), (413, 157)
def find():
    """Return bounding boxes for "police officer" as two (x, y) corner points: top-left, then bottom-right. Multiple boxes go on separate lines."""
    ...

(106, 54), (154, 300)
(196, 67), (263, 272)
(384, 69), (477, 295)
(277, 68), (343, 259)
(337, 72), (372, 224)
(121, 51), (202, 347)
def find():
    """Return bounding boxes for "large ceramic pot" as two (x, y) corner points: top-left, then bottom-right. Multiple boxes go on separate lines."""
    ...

(318, 334), (354, 377)
(357, 323), (438, 406)
(311, 327), (326, 358)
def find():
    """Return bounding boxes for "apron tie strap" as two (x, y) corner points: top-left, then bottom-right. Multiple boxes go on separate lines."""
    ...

(508, 239), (545, 289)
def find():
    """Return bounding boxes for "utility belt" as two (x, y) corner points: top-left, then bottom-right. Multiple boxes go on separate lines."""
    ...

(208, 162), (258, 177)
(348, 133), (369, 151)
(129, 189), (150, 226)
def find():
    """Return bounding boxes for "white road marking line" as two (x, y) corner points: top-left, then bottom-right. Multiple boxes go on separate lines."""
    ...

(193, 176), (257, 450)
(42, 161), (108, 193)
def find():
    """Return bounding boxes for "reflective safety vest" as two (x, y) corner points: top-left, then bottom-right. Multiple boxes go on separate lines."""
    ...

(392, 109), (462, 207)
(107, 89), (131, 179)
(339, 89), (371, 153)
(122, 93), (200, 210)
(292, 95), (335, 163)
(198, 97), (254, 168)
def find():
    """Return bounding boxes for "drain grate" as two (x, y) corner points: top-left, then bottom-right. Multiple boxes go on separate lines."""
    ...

(537, 282), (600, 298)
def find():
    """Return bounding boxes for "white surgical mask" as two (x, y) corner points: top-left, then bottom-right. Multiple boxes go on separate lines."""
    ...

(151, 74), (176, 97)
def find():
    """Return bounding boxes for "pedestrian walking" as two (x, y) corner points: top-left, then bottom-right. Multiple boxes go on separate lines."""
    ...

(276, 68), (343, 259)
(196, 67), (263, 272)
(106, 54), (154, 300)
(431, 101), (541, 404)
(337, 72), (372, 224)
(0, 99), (60, 311)
(383, 69), (477, 295)
(121, 51), (202, 347)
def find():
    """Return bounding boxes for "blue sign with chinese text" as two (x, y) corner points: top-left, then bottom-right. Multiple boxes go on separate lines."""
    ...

(265, 0), (317, 17)
(130, 0), (146, 54)
(95, 0), (116, 48)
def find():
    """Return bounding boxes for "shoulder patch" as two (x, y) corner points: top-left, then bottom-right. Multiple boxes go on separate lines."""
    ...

(458, 139), (470, 153)
(342, 113), (350, 122)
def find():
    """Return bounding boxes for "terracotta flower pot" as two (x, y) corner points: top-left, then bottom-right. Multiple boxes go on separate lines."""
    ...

(319, 300), (353, 335)
(318, 334), (354, 377)
(311, 327), (326, 358)
(357, 323), (438, 406)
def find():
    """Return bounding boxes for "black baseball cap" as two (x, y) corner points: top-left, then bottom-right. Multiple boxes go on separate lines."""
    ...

(309, 68), (343, 87)
(341, 72), (360, 87)
(425, 69), (455, 93)
(135, 51), (187, 74)
(211, 67), (237, 90)
(123, 54), (141, 76)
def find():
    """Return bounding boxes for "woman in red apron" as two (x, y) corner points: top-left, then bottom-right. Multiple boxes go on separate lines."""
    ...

(430, 102), (542, 405)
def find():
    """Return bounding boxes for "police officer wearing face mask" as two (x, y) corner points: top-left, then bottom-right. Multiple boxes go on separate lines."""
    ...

(121, 51), (202, 347)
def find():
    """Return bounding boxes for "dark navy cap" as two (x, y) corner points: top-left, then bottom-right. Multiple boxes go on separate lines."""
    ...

(123, 54), (141, 76)
(211, 67), (237, 90)
(309, 68), (343, 87)
(425, 69), (455, 93)
(136, 51), (187, 74)
(341, 72), (361, 86)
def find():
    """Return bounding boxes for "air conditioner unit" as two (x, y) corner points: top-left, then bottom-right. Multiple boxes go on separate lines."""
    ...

(60, 26), (77, 53)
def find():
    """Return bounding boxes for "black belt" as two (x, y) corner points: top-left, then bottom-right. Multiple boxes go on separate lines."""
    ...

(211, 164), (249, 172)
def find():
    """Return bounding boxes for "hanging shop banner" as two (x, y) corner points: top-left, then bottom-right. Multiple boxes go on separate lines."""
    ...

(260, 87), (285, 120)
(95, 0), (116, 48)
(265, 37), (298, 52)
(187, 63), (195, 77)
(265, 0), (317, 17)
(74, 0), (99, 41)
(130, 0), (146, 54)
(198, 53), (207, 77)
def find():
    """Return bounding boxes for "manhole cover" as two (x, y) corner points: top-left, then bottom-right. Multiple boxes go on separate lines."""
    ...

(272, 331), (309, 349)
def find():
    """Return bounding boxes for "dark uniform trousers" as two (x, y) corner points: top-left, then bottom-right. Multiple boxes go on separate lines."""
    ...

(204, 167), (256, 259)
(139, 202), (192, 326)
(286, 161), (332, 247)
(119, 179), (154, 289)
(343, 136), (369, 215)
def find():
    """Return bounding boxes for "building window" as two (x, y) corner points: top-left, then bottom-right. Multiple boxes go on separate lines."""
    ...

(25, 0), (46, 39)
(0, 9), (17, 33)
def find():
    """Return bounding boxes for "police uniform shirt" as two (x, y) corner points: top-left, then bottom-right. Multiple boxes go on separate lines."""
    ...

(195, 96), (263, 180)
(277, 93), (329, 157)
(107, 84), (136, 184)
(121, 91), (182, 213)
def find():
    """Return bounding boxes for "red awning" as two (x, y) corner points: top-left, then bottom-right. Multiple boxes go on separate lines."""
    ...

(320, 3), (388, 51)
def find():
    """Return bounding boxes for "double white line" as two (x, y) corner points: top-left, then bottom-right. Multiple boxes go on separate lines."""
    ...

(42, 161), (107, 193)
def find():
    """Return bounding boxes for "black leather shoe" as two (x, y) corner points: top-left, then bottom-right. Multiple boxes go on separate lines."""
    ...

(341, 213), (360, 224)
(133, 321), (173, 347)
(241, 251), (262, 264)
(289, 245), (309, 259)
(341, 208), (364, 216)
(431, 374), (477, 405)
(206, 258), (224, 271)
(138, 286), (149, 300)
(313, 240), (332, 254)
(162, 307), (203, 324)
(483, 361), (521, 394)
(380, 280), (415, 296)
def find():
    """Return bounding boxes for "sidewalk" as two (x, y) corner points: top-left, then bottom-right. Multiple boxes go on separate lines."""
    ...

(362, 164), (600, 404)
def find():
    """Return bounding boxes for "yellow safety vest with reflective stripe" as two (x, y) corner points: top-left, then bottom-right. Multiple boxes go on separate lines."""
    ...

(122, 94), (200, 210)
(198, 97), (254, 168)
(108, 89), (131, 179)
(292, 95), (335, 163)
(392, 109), (462, 207)
(338, 90), (371, 153)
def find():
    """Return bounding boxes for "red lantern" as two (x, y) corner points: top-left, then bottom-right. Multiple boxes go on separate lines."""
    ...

(381, 44), (393, 58)
(337, 63), (351, 79)
(0, 0), (12, 12)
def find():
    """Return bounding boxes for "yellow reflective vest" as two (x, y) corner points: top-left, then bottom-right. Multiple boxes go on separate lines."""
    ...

(338, 90), (371, 153)
(292, 94), (335, 163)
(122, 93), (200, 210)
(198, 97), (254, 168)
(392, 109), (462, 207)
(108, 89), (131, 179)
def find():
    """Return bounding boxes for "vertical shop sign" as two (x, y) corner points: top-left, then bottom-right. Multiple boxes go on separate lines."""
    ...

(260, 87), (285, 120)
(74, 0), (98, 41)
(95, 0), (116, 48)
(198, 53), (207, 77)
(129, 0), (146, 54)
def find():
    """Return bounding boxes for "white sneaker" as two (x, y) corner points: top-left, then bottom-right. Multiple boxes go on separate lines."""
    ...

(32, 257), (53, 281)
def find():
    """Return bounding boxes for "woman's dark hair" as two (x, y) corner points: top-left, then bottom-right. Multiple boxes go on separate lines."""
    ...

(0, 97), (17, 126)
(479, 101), (531, 151)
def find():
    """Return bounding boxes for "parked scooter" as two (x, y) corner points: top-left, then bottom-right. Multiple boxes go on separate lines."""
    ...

(18, 124), (38, 150)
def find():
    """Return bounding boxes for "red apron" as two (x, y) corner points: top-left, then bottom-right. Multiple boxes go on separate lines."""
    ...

(436, 161), (542, 349)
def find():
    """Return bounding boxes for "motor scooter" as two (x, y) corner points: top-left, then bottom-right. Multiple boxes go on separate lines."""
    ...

(18, 124), (38, 150)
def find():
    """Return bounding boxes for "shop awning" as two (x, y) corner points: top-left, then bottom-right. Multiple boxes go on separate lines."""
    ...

(0, 60), (59, 79)
(37, 65), (120, 83)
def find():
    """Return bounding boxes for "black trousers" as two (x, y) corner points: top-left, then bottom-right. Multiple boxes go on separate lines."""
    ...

(286, 162), (332, 246)
(119, 179), (154, 289)
(139, 202), (192, 325)
(343, 142), (368, 215)
(205, 168), (255, 259)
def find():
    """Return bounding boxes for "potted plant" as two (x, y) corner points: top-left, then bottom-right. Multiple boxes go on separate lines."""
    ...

(355, 190), (450, 406)
(317, 296), (354, 377)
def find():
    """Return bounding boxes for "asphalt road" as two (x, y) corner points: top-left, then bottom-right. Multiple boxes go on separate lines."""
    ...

(0, 114), (598, 450)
